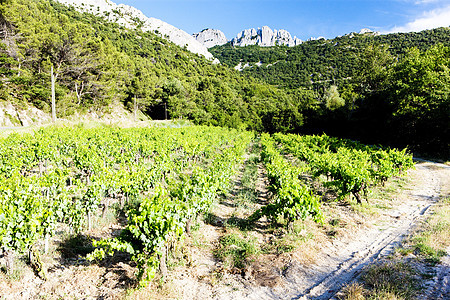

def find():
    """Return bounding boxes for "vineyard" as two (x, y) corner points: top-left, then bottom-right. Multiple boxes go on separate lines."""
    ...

(0, 124), (416, 296)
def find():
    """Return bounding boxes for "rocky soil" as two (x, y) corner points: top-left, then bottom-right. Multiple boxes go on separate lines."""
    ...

(0, 160), (448, 300)
(164, 160), (450, 300)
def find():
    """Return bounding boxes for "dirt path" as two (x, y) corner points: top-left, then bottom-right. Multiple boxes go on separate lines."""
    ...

(170, 160), (449, 300)
(1, 160), (447, 300)
(291, 161), (447, 300)
(424, 244), (450, 300)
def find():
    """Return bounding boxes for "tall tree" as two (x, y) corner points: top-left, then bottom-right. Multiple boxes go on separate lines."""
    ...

(388, 44), (450, 154)
(324, 85), (345, 110)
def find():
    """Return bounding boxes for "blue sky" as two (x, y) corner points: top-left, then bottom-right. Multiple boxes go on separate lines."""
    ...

(118, 0), (450, 40)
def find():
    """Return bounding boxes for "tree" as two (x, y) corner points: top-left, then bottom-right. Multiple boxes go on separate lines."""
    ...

(324, 85), (345, 110)
(388, 44), (450, 154)
(390, 45), (450, 119)
(161, 77), (184, 120)
(354, 44), (396, 97)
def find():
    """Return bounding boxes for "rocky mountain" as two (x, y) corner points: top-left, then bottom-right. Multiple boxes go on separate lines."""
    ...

(231, 26), (302, 47)
(55, 0), (214, 59)
(306, 36), (326, 41)
(192, 29), (228, 48)
(358, 28), (379, 35)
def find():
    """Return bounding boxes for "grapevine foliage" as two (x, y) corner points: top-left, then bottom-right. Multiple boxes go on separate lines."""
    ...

(251, 134), (323, 226)
(273, 133), (414, 203)
(0, 125), (253, 282)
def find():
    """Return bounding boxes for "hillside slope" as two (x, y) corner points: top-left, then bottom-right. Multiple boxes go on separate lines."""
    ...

(211, 27), (450, 89)
(56, 0), (214, 60)
(0, 0), (302, 132)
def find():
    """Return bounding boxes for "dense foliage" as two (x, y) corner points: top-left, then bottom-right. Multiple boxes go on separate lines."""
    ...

(211, 29), (450, 157)
(0, 0), (448, 155)
(0, 124), (253, 282)
(210, 28), (450, 90)
(0, 0), (301, 132)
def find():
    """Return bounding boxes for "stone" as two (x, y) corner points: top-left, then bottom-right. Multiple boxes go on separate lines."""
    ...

(231, 25), (302, 47)
(192, 29), (228, 48)
(306, 36), (326, 42)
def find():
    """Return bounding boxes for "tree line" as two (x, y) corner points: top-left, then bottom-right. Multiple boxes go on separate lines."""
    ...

(0, 0), (302, 132)
(0, 0), (448, 156)
(211, 29), (450, 157)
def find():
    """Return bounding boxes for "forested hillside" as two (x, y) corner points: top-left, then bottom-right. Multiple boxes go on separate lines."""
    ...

(0, 0), (448, 156)
(0, 0), (301, 132)
(210, 28), (450, 90)
(212, 29), (450, 157)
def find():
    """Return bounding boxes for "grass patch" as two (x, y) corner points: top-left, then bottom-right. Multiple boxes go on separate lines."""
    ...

(339, 261), (420, 300)
(411, 237), (447, 264)
(350, 201), (379, 217)
(273, 221), (314, 252)
(218, 142), (261, 230)
(338, 282), (366, 300)
(234, 145), (261, 207)
(214, 232), (259, 269)
(362, 261), (420, 299)
(261, 219), (319, 262)
(240, 154), (259, 190)
(399, 197), (449, 264)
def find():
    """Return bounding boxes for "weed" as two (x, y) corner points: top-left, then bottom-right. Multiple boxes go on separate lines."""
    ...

(367, 289), (404, 300)
(0, 255), (27, 281)
(412, 240), (446, 265)
(214, 232), (259, 269)
(235, 150), (260, 207)
(350, 201), (379, 216)
(396, 247), (412, 256)
(91, 203), (121, 230)
(362, 261), (420, 299)
(338, 282), (366, 300)
(329, 218), (341, 227)
(264, 220), (316, 257)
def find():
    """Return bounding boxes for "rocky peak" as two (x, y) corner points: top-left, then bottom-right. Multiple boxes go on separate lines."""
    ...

(346, 28), (380, 38)
(231, 26), (302, 47)
(359, 28), (379, 35)
(193, 29), (228, 48)
(306, 36), (326, 42)
(55, 0), (214, 60)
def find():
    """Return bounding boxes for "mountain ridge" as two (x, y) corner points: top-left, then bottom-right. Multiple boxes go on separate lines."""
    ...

(231, 26), (302, 47)
(193, 26), (381, 48)
(55, 0), (214, 60)
(192, 29), (228, 48)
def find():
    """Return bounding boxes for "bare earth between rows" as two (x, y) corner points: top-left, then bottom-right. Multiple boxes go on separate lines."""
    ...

(1, 161), (448, 299)
(170, 161), (450, 300)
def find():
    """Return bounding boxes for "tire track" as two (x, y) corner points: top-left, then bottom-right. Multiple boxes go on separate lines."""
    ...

(424, 249), (450, 300)
(182, 162), (448, 300)
(292, 162), (442, 299)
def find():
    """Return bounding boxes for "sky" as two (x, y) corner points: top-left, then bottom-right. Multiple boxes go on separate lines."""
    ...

(117, 0), (450, 41)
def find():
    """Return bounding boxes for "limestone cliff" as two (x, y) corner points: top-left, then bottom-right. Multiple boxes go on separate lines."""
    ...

(230, 26), (302, 47)
(193, 29), (228, 48)
(55, 0), (214, 59)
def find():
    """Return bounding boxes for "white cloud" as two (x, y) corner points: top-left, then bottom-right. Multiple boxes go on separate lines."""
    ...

(386, 5), (450, 33)
(414, 0), (441, 4)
